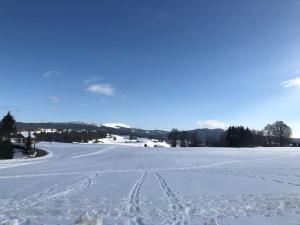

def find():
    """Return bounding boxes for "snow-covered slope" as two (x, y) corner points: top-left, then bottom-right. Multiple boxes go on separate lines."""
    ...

(101, 122), (133, 129)
(1, 144), (300, 225)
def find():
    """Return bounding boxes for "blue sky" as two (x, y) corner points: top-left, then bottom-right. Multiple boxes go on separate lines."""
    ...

(1, 0), (300, 136)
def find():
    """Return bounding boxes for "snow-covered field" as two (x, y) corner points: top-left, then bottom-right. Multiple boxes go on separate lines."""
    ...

(1, 143), (300, 225)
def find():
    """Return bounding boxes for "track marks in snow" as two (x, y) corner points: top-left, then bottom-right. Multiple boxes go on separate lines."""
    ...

(71, 146), (115, 159)
(24, 173), (99, 204)
(206, 169), (300, 189)
(127, 172), (147, 225)
(155, 172), (188, 225)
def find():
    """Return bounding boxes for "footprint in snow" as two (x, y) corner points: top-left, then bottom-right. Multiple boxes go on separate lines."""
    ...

(74, 212), (103, 225)
(204, 218), (219, 225)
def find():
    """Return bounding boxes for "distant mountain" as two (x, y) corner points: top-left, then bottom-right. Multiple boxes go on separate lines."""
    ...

(102, 123), (133, 129)
(16, 122), (168, 140)
(292, 138), (300, 144)
(16, 122), (99, 131)
(16, 122), (225, 142)
(187, 128), (225, 142)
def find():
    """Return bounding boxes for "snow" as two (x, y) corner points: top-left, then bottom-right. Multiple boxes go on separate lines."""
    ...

(74, 211), (103, 225)
(19, 132), (36, 139)
(1, 143), (300, 224)
(101, 123), (133, 129)
(92, 134), (171, 147)
(1, 219), (19, 225)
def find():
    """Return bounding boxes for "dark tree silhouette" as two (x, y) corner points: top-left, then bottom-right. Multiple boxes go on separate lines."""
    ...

(263, 121), (292, 146)
(25, 132), (32, 154)
(0, 112), (16, 159)
(0, 111), (17, 139)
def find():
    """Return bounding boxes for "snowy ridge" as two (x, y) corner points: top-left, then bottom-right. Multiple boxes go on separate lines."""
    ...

(101, 123), (133, 129)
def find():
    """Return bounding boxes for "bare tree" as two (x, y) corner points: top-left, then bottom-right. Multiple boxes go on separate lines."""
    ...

(263, 121), (292, 146)
(272, 121), (292, 146)
(263, 124), (274, 146)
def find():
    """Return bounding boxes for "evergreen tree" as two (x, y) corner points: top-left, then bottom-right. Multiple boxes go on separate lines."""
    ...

(0, 112), (16, 159)
(0, 140), (14, 159)
(225, 126), (253, 147)
(190, 131), (199, 147)
(168, 129), (179, 147)
(0, 111), (17, 139)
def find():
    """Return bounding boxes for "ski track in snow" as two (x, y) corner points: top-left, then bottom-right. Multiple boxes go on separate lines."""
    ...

(204, 169), (300, 189)
(0, 159), (274, 180)
(6, 160), (115, 223)
(24, 172), (98, 203)
(127, 172), (148, 225)
(71, 146), (115, 159)
(2, 144), (300, 224)
(155, 172), (189, 225)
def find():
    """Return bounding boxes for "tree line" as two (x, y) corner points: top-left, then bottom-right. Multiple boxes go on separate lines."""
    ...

(35, 130), (107, 143)
(168, 121), (293, 147)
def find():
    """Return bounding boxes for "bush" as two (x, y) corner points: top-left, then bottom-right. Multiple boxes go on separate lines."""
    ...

(0, 140), (14, 159)
(25, 135), (32, 154)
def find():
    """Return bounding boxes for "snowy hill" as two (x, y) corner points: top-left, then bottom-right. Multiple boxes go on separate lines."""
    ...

(16, 122), (226, 143)
(101, 123), (133, 129)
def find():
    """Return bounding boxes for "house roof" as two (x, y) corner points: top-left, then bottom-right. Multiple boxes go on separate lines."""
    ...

(19, 132), (36, 139)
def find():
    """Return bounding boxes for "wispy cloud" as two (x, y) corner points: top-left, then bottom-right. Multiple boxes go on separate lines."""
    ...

(87, 84), (115, 96)
(50, 96), (59, 103)
(84, 75), (104, 84)
(43, 70), (62, 78)
(50, 106), (57, 111)
(197, 120), (226, 129)
(282, 77), (300, 88)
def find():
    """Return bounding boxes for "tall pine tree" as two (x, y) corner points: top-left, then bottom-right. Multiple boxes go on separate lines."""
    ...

(0, 111), (17, 139)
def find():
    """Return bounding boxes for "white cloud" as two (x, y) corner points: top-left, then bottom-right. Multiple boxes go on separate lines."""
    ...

(50, 96), (59, 103)
(43, 70), (61, 78)
(197, 120), (226, 129)
(87, 84), (115, 96)
(282, 77), (300, 88)
(50, 106), (57, 111)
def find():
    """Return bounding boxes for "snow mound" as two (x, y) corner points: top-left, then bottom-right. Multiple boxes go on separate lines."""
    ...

(102, 123), (132, 129)
(74, 212), (103, 225)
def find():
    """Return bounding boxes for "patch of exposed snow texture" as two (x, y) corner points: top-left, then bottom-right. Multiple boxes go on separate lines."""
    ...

(74, 211), (103, 225)
(101, 122), (132, 129)
(1, 219), (19, 225)
(2, 143), (300, 224)
(86, 135), (171, 147)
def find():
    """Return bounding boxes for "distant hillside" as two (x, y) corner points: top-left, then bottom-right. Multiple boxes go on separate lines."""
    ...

(186, 128), (225, 142)
(16, 122), (225, 142)
(102, 123), (133, 129)
(292, 138), (300, 144)
(16, 122), (99, 132)
(16, 122), (168, 140)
